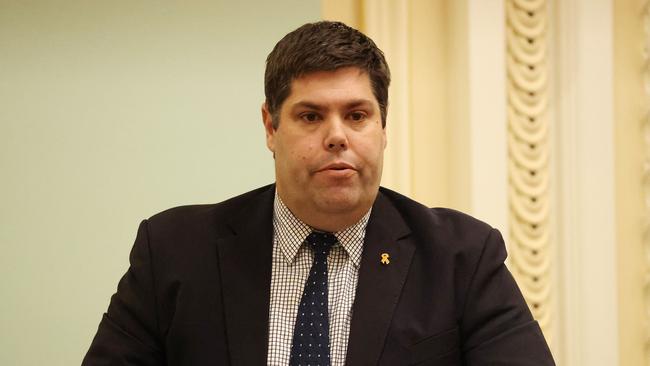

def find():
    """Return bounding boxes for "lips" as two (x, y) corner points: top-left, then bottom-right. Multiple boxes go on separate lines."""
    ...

(313, 162), (357, 179)
(318, 162), (356, 172)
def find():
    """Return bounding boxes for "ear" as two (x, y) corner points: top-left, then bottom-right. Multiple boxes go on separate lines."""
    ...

(382, 126), (387, 149)
(261, 102), (276, 153)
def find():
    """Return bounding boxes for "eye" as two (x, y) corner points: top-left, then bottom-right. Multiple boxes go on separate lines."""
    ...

(300, 112), (321, 122)
(349, 111), (367, 122)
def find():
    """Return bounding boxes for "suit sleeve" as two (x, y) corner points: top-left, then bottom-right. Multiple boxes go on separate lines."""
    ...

(82, 220), (165, 365)
(461, 228), (555, 365)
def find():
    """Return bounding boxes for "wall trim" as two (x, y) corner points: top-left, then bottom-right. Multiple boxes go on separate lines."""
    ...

(552, 0), (619, 364)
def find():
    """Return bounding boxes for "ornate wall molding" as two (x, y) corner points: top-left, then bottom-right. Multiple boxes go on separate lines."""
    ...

(505, 0), (553, 344)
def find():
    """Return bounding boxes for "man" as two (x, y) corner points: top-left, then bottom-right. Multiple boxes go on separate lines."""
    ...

(83, 21), (554, 365)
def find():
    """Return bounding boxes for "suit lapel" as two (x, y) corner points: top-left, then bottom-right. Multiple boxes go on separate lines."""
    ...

(345, 191), (415, 365)
(215, 186), (275, 365)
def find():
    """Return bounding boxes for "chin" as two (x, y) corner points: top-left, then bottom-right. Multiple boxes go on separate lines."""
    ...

(315, 190), (368, 214)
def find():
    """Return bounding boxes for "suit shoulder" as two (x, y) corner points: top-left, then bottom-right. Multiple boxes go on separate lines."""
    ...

(145, 184), (274, 233)
(378, 187), (507, 294)
(378, 187), (500, 262)
(378, 186), (494, 235)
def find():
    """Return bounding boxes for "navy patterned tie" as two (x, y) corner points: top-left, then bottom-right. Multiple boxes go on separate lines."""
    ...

(289, 231), (338, 366)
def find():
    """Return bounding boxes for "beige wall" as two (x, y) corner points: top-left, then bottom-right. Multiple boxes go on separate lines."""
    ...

(323, 0), (509, 230)
(614, 0), (647, 365)
(0, 1), (319, 364)
(324, 0), (648, 364)
(323, 0), (459, 209)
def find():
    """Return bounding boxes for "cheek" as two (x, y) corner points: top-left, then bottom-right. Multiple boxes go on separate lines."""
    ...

(360, 137), (385, 162)
(294, 142), (316, 161)
(300, 147), (311, 161)
(362, 142), (385, 177)
(287, 143), (316, 167)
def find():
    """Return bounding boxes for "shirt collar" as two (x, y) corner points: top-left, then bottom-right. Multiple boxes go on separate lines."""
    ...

(272, 192), (371, 268)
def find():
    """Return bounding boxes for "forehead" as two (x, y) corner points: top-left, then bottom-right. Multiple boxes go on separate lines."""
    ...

(284, 67), (377, 105)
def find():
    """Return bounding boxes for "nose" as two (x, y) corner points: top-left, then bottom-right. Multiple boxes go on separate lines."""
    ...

(323, 118), (348, 152)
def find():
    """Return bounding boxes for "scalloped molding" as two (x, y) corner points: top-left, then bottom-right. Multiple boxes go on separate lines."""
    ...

(505, 0), (553, 347)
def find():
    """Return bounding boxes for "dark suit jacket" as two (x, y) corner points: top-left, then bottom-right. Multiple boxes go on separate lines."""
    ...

(83, 184), (554, 365)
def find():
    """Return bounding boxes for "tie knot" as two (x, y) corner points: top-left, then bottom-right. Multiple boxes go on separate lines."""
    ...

(307, 231), (337, 252)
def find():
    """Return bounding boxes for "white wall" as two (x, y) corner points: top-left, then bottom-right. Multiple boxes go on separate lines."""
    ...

(0, 1), (319, 364)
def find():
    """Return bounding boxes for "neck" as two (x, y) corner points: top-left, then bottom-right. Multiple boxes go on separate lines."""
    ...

(276, 189), (374, 233)
(299, 208), (367, 233)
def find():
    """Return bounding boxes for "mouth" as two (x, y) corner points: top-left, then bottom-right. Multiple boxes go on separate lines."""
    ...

(318, 162), (356, 172)
(313, 162), (357, 179)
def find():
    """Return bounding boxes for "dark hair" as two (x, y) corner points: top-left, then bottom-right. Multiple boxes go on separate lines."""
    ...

(264, 21), (391, 129)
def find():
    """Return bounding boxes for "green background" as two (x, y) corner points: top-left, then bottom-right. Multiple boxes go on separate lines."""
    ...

(0, 1), (319, 364)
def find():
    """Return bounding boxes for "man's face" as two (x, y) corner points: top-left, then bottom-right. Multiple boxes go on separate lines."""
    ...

(262, 67), (387, 225)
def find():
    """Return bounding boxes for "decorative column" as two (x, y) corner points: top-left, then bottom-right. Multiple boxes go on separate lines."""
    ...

(505, 0), (552, 343)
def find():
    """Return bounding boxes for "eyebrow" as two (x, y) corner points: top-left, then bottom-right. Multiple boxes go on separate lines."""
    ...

(290, 99), (375, 111)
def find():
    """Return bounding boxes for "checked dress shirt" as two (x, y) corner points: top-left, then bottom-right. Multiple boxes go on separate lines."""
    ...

(267, 193), (370, 365)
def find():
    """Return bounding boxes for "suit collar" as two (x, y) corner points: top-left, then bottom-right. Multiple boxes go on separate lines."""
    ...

(345, 190), (415, 365)
(215, 186), (415, 365)
(215, 185), (275, 365)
